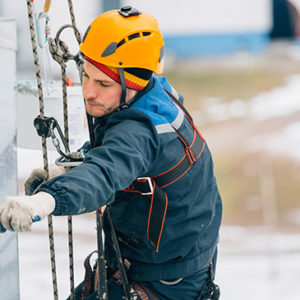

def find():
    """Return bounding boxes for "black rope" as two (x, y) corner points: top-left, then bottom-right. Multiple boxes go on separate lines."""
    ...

(96, 209), (108, 300)
(106, 207), (133, 299)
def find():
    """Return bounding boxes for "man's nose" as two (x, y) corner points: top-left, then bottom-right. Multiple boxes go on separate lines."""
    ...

(83, 81), (98, 100)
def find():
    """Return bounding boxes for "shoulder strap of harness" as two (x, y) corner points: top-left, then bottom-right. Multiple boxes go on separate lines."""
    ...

(123, 88), (205, 251)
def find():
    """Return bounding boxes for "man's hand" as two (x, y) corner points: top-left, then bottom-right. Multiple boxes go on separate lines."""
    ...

(25, 165), (65, 195)
(0, 192), (55, 232)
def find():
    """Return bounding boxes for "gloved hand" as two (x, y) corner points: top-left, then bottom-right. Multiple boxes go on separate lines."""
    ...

(0, 192), (55, 232)
(25, 164), (65, 195)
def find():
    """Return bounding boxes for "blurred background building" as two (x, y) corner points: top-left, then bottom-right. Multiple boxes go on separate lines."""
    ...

(2, 0), (300, 74)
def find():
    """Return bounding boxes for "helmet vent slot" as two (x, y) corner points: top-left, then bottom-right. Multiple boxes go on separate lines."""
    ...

(117, 39), (126, 47)
(101, 31), (154, 58)
(116, 32), (148, 50)
(128, 32), (140, 40)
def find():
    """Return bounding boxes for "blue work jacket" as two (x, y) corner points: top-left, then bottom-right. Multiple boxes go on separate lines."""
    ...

(39, 76), (222, 281)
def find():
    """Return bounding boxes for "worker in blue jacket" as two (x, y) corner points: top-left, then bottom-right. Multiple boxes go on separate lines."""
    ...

(0, 6), (222, 300)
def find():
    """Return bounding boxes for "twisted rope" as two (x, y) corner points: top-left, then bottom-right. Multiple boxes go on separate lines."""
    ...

(48, 24), (82, 149)
(49, 23), (82, 300)
(25, 1), (58, 299)
(67, 0), (81, 44)
(65, 5), (82, 298)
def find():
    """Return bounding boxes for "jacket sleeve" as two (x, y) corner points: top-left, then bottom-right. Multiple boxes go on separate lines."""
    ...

(38, 112), (160, 216)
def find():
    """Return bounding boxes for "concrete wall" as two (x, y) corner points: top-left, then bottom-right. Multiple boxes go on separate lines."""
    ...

(0, 18), (19, 300)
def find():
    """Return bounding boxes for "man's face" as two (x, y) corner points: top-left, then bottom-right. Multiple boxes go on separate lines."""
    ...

(82, 60), (137, 117)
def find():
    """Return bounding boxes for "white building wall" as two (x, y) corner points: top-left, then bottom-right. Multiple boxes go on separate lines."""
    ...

(123, 0), (273, 34)
(0, 0), (274, 67)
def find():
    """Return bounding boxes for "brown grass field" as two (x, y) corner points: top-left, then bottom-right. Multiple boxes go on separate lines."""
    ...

(165, 52), (300, 227)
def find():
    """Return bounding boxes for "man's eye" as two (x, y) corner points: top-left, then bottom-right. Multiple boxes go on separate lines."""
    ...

(100, 82), (110, 87)
(82, 71), (88, 78)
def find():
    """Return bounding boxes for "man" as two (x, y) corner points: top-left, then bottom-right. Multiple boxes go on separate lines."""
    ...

(0, 6), (222, 300)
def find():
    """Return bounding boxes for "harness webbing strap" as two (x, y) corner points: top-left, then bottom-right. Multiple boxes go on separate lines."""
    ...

(130, 281), (151, 300)
(114, 271), (159, 300)
(123, 88), (205, 251)
(124, 133), (203, 250)
(123, 179), (168, 250)
(124, 178), (152, 194)
(154, 130), (204, 188)
(164, 88), (206, 143)
(81, 251), (97, 299)
(164, 89), (194, 123)
(124, 132), (204, 192)
(147, 180), (168, 252)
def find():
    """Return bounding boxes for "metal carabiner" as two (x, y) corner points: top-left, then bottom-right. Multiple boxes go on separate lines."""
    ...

(36, 11), (50, 48)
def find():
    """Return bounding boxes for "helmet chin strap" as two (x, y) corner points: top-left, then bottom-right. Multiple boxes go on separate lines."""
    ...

(118, 68), (128, 110)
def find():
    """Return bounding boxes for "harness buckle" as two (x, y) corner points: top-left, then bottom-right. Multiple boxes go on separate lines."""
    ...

(137, 177), (153, 195)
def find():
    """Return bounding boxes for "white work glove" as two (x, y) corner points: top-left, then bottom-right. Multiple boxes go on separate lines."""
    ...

(0, 192), (55, 232)
(25, 164), (65, 195)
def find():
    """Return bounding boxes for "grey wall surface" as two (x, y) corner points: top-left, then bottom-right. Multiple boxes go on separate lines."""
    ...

(0, 19), (20, 300)
(102, 0), (121, 10)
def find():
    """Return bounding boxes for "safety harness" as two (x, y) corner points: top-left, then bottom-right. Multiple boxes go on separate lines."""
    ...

(123, 88), (205, 251)
(80, 252), (159, 300)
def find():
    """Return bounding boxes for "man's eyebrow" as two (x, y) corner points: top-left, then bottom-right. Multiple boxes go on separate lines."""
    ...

(95, 79), (112, 84)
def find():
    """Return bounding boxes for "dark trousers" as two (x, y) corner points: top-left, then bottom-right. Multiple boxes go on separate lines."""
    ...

(66, 276), (124, 300)
(67, 250), (218, 300)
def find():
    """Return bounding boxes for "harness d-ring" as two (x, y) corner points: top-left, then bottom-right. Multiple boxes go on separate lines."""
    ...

(159, 278), (183, 285)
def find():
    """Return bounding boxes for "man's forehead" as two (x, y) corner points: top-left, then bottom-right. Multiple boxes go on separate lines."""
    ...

(83, 60), (115, 82)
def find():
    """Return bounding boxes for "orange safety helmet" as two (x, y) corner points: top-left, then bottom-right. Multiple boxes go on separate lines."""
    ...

(80, 6), (164, 74)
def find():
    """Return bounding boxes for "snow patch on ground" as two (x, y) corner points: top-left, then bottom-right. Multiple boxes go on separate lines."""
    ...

(18, 224), (300, 300)
(249, 75), (300, 121)
(217, 226), (300, 300)
(248, 122), (300, 161)
(18, 214), (97, 300)
(192, 74), (300, 161)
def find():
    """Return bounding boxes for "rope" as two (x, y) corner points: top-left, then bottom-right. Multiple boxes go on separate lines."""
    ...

(67, 216), (75, 300)
(48, 21), (82, 300)
(25, 1), (58, 299)
(67, 0), (81, 44)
